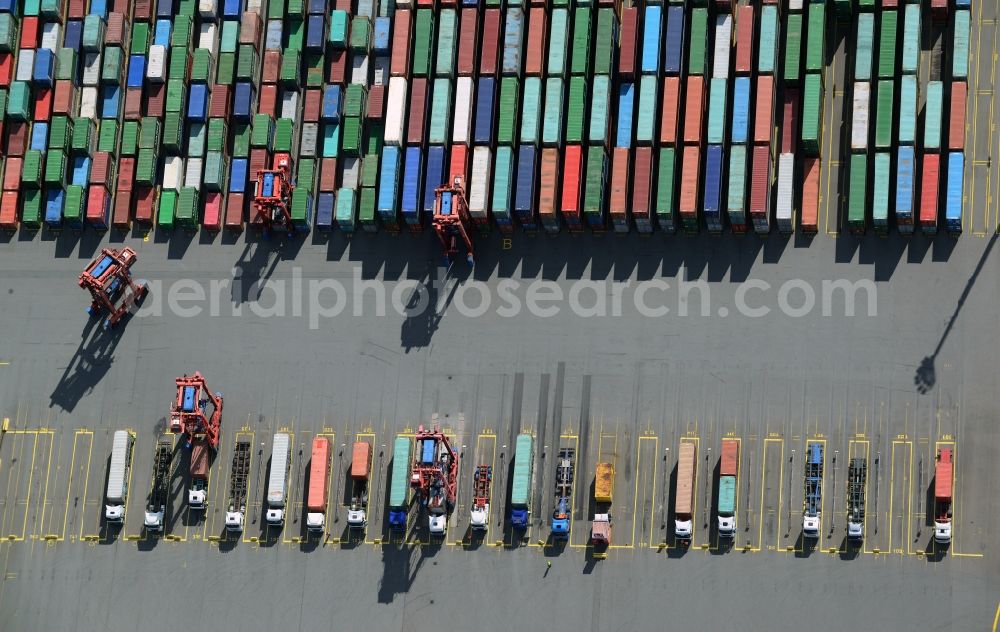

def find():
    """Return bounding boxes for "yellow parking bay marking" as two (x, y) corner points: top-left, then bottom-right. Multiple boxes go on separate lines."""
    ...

(887, 439), (913, 556)
(55, 430), (93, 541)
(847, 439), (873, 554)
(631, 434), (658, 549)
(1, 430), (50, 541)
(754, 437), (783, 552)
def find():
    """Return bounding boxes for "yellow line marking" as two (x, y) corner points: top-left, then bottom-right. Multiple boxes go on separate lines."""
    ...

(630, 435), (657, 549)
(992, 603), (1000, 632)
(35, 430), (55, 541)
(60, 431), (92, 542)
(472, 431), (497, 545)
(887, 439), (913, 556)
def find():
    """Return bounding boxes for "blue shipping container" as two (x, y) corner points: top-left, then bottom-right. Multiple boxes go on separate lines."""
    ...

(322, 84), (342, 122)
(514, 144), (537, 229)
(155, 0), (171, 18)
(732, 77), (750, 144)
(896, 146), (915, 219)
(946, 151), (963, 233)
(71, 156), (91, 186)
(45, 189), (64, 227)
(401, 146), (423, 222)
(33, 49), (55, 86)
(474, 77), (496, 145)
(378, 146), (401, 221)
(642, 6), (662, 74)
(154, 20), (172, 47)
(127, 55), (147, 88)
(100, 85), (120, 119)
(422, 145), (446, 215)
(308, 0), (328, 15)
(373, 17), (391, 52)
(64, 21), (83, 52)
(234, 82), (255, 120)
(30, 123), (48, 152)
(703, 145), (723, 218)
(92, 0), (110, 19)
(316, 191), (335, 230)
(230, 158), (248, 193)
(223, 0), (242, 19)
(188, 84), (209, 121)
(306, 14), (327, 50)
(616, 83), (634, 148)
(664, 6), (684, 75)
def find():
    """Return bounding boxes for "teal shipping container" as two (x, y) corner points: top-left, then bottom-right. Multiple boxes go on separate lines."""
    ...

(899, 75), (916, 145)
(953, 10), (969, 80)
(435, 10), (457, 78)
(635, 75), (657, 145)
(492, 146), (514, 222)
(718, 476), (736, 516)
(924, 81), (943, 150)
(707, 77), (727, 144)
(758, 6), (777, 75)
(855, 13), (874, 81)
(727, 145), (747, 226)
(901, 4), (920, 75)
(873, 152), (890, 233)
(428, 78), (453, 144)
(542, 77), (564, 146)
(589, 75), (612, 146)
(521, 77), (543, 144)
(511, 434), (534, 509)
(548, 9), (570, 77)
(335, 187), (356, 231)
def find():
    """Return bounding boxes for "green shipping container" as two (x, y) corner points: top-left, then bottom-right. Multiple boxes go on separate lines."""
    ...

(329, 10), (349, 47)
(784, 14), (802, 84)
(273, 119), (294, 152)
(520, 77), (542, 144)
(136, 148), (157, 185)
(188, 122), (206, 157)
(167, 47), (188, 81)
(132, 22), (150, 54)
(412, 10), (434, 77)
(287, 0), (304, 16)
(805, 3), (825, 74)
(584, 145), (607, 219)
(64, 185), (84, 224)
(566, 76), (587, 144)
(216, 52), (235, 85)
(220, 21), (239, 54)
(191, 49), (213, 83)
(875, 80), (893, 149)
(847, 154), (867, 232)
(140, 117), (161, 150)
(162, 114), (183, 153)
(171, 17), (193, 49)
(236, 45), (258, 82)
(727, 145), (747, 224)
(924, 81), (943, 150)
(878, 11), (898, 79)
(953, 10), (969, 80)
(361, 155), (379, 189)
(286, 18), (305, 51)
(44, 150), (66, 186)
(899, 74), (916, 145)
(707, 77), (727, 144)
(7, 81), (30, 120)
(571, 7), (592, 77)
(335, 187), (356, 230)
(344, 84), (366, 117)
(0, 14), (17, 51)
(656, 147), (676, 230)
(389, 437), (411, 509)
(305, 53), (325, 88)
(176, 187), (198, 227)
(511, 434), (533, 508)
(350, 16), (371, 53)
(548, 9), (569, 77)
(635, 75), (656, 144)
(120, 120), (139, 156)
(492, 146), (514, 219)
(56, 48), (76, 82)
(358, 187), (376, 231)
(298, 158), (316, 190)
(801, 73), (823, 156)
(872, 152), (890, 232)
(435, 10), (457, 77)
(901, 4), (920, 75)
(689, 9), (707, 76)
(855, 13), (874, 81)
(593, 9), (617, 76)
(268, 0), (285, 19)
(71, 118), (97, 154)
(97, 120), (118, 153)
(341, 116), (363, 154)
(428, 78), (452, 144)
(232, 122), (251, 157)
(834, 0), (853, 18)
(718, 476), (736, 516)
(542, 78), (564, 146)
(49, 116), (73, 152)
(280, 49), (301, 87)
(165, 79), (186, 113)
(290, 188), (311, 225)
(589, 75), (611, 146)
(22, 189), (43, 228)
(207, 119), (228, 153)
(158, 189), (178, 230)
(250, 114), (275, 149)
(203, 151), (228, 191)
(497, 77), (520, 146)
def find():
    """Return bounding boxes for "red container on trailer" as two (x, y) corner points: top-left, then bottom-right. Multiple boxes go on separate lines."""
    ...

(320, 157), (338, 191)
(781, 88), (799, 154)
(124, 87), (143, 120)
(133, 185), (156, 224)
(3, 157), (21, 190)
(224, 191), (245, 231)
(619, 7), (637, 78)
(391, 10), (413, 77)
(480, 9), (501, 76)
(609, 147), (629, 220)
(146, 82), (165, 117)
(21, 17), (40, 48)
(416, 0), (434, 6)
(800, 157), (820, 233)
(407, 78), (428, 144)
(113, 188), (132, 230)
(34, 88), (53, 122)
(86, 185), (111, 228)
(131, 0), (151, 20)
(258, 84), (278, 118)
(240, 11), (264, 49)
(0, 52), (13, 87)
(561, 144), (583, 229)
(70, 0), (90, 19)
(683, 76), (705, 145)
(735, 5), (754, 75)
(920, 153), (940, 231)
(633, 146), (653, 227)
(211, 84), (232, 118)
(90, 151), (115, 188)
(0, 190), (18, 229)
(949, 81), (966, 151)
(458, 8), (480, 76)
(367, 84), (385, 120)
(750, 145), (771, 220)
(525, 8), (547, 76)
(660, 76), (680, 145)
(329, 50), (348, 84)
(203, 191), (223, 231)
(754, 76), (774, 145)
(449, 144), (469, 183)
(539, 148), (560, 228)
(6, 122), (29, 156)
(262, 50), (281, 84)
(679, 145), (700, 219)
(530, 0), (546, 6)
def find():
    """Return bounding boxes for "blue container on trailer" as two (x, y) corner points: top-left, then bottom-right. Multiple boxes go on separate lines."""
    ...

(155, 0), (172, 19)
(514, 145), (537, 230)
(664, 6), (684, 75)
(616, 83), (634, 148)
(421, 439), (435, 464)
(64, 20), (83, 51)
(474, 77), (496, 145)
(305, 14), (326, 51)
(127, 55), (146, 88)
(100, 85), (120, 119)
(641, 6), (662, 74)
(703, 145), (723, 232)
(154, 20), (172, 47)
(188, 84), (209, 121)
(71, 156), (91, 186)
(377, 145), (401, 225)
(230, 158), (248, 193)
(373, 17), (391, 53)
(946, 151), (963, 234)
(223, 0), (242, 18)
(732, 77), (750, 144)
(45, 189), (64, 228)
(30, 122), (48, 152)
(33, 49), (55, 86)
(308, 0), (328, 14)
(233, 82), (255, 120)
(896, 146), (915, 222)
(182, 386), (196, 411)
(90, 0), (109, 20)
(322, 84), (342, 122)
(422, 145), (446, 216)
(401, 146), (423, 225)
(316, 191), (335, 230)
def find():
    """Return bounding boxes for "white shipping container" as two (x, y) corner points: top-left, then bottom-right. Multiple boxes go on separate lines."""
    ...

(185, 158), (204, 190)
(713, 16), (732, 79)
(266, 20), (284, 50)
(198, 24), (218, 53)
(776, 153), (794, 230)
(356, 0), (374, 18)
(147, 46), (166, 82)
(16, 49), (34, 82)
(851, 82), (870, 151)
(267, 433), (291, 505)
(383, 77), (408, 146)
(82, 52), (102, 86)
(163, 156), (185, 191)
(379, 0), (395, 18)
(372, 56), (389, 86)
(468, 147), (492, 216)
(300, 123), (318, 158)
(79, 87), (99, 119)
(452, 76), (474, 144)
(106, 431), (132, 504)
(341, 157), (361, 189)
(199, 0), (217, 18)
(41, 23), (61, 52)
(789, 0), (803, 10)
(280, 90), (299, 120)
(246, 0), (263, 11)
(351, 55), (370, 86)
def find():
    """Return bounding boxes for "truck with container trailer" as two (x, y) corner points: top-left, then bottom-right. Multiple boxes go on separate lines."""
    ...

(675, 441), (696, 543)
(551, 448), (575, 539)
(411, 425), (458, 536)
(592, 461), (614, 552)
(717, 439), (738, 538)
(388, 436), (412, 530)
(105, 430), (135, 523)
(347, 441), (372, 528)
(224, 439), (252, 533)
(934, 448), (953, 545)
(144, 438), (173, 532)
(188, 440), (209, 510)
(803, 443), (824, 538)
(266, 433), (291, 526)
(306, 437), (331, 534)
(470, 465), (493, 531)
(847, 458), (867, 540)
(510, 433), (534, 529)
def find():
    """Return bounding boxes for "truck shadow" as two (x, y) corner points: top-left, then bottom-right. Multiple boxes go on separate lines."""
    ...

(98, 453), (117, 545)
(665, 463), (688, 559)
(377, 539), (439, 604)
(838, 536), (861, 561)
(297, 457), (320, 552)
(924, 538), (948, 562)
(709, 460), (730, 556)
(256, 455), (280, 548)
(793, 532), (818, 558)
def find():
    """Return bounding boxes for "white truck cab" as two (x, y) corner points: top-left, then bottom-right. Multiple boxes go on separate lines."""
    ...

(428, 514), (447, 535)
(266, 508), (284, 525)
(225, 511), (245, 532)
(105, 504), (125, 523)
(674, 518), (692, 540)
(717, 515), (736, 537)
(188, 484), (206, 509)
(934, 520), (952, 544)
(144, 509), (164, 531)
(848, 520), (864, 540)
(307, 511), (326, 532)
(470, 504), (489, 530)
(803, 515), (820, 538)
(347, 508), (367, 528)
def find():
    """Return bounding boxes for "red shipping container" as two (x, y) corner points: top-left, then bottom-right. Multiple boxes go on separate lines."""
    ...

(240, 11), (264, 49)
(203, 191), (223, 231)
(262, 50), (281, 84)
(0, 52), (13, 87)
(328, 50), (348, 84)
(131, 0), (151, 21)
(949, 81), (967, 151)
(660, 76), (680, 145)
(440, 0), (457, 6)
(679, 146), (700, 217)
(920, 153), (940, 230)
(781, 88), (799, 154)
(735, 5), (754, 74)
(367, 84), (385, 120)
(117, 157), (135, 192)
(619, 8), (637, 78)
(90, 152), (115, 187)
(750, 145), (771, 218)
(335, 0), (351, 10)
(458, 9), (479, 75)
(0, 190), (18, 229)
(930, 0), (947, 17)
(86, 185), (111, 228)
(609, 147), (629, 217)
(303, 88), (321, 122)
(124, 87), (143, 120)
(800, 157), (820, 233)
(258, 84), (278, 118)
(21, 17), (40, 48)
(390, 10), (413, 77)
(34, 88), (53, 122)
(754, 76), (774, 145)
(106, 13), (128, 47)
(6, 122), (29, 156)
(407, 77), (428, 144)
(320, 157), (338, 191)
(449, 144), (469, 183)
(416, 0), (434, 6)
(3, 157), (21, 190)
(480, 9), (501, 76)
(538, 148), (559, 221)
(762, 0), (778, 4)
(53, 81), (75, 115)
(882, 0), (899, 8)
(683, 76), (705, 145)
(524, 8), (547, 77)
(211, 84), (232, 118)
(225, 191), (245, 231)
(561, 144), (583, 216)
(720, 439), (739, 476)
(145, 82), (165, 117)
(70, 0), (89, 19)
(112, 188), (132, 229)
(633, 147), (653, 223)
(249, 149), (270, 183)
(134, 185), (156, 224)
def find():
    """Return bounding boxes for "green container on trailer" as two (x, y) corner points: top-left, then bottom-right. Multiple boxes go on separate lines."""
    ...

(727, 145), (747, 225)
(172, 16), (193, 49)
(594, 9), (617, 76)
(102, 47), (124, 83)
(548, 9), (569, 77)
(120, 120), (139, 156)
(251, 114), (275, 149)
(305, 53), (325, 88)
(784, 14), (803, 84)
(855, 13), (874, 81)
(366, 124), (384, 158)
(132, 22), (150, 54)
(48, 116), (72, 152)
(64, 185), (84, 224)
(7, 81), (30, 120)
(298, 158), (316, 190)
(497, 77), (520, 146)
(191, 49), (213, 83)
(358, 187), (377, 231)
(236, 45), (258, 82)
(203, 152), (228, 192)
(412, 10), (434, 77)
(329, 11), (349, 47)
(232, 123), (251, 158)
(163, 113), (184, 152)
(341, 116), (362, 154)
(758, 6), (777, 74)
(847, 154), (867, 233)
(924, 81), (943, 150)
(220, 21), (239, 54)
(22, 190), (43, 229)
(287, 15), (303, 46)
(350, 16), (371, 52)
(707, 77), (727, 144)
(98, 120), (119, 153)
(207, 119), (228, 153)
(542, 78), (564, 146)
(521, 77), (542, 144)
(435, 10), (457, 77)
(899, 74), (916, 145)
(656, 147), (676, 230)
(571, 7), (592, 77)
(216, 52), (235, 85)
(166, 79), (186, 113)
(140, 117), (161, 150)
(176, 187), (198, 227)
(718, 476), (736, 517)
(805, 4), (825, 73)
(953, 10), (969, 80)
(268, 0), (286, 20)
(44, 150), (66, 186)
(584, 145), (607, 219)
(566, 76), (588, 144)
(361, 155), (379, 189)
(901, 5), (919, 75)
(290, 188), (311, 226)
(689, 8), (707, 76)
(56, 49), (76, 81)
(335, 187), (356, 230)
(589, 75), (611, 146)
(71, 118), (97, 153)
(511, 434), (534, 509)
(635, 75), (656, 144)
(875, 80), (893, 148)
(428, 78), (452, 144)
(280, 50), (301, 87)
(872, 152), (890, 233)
(801, 73), (823, 156)
(136, 148), (157, 185)
(878, 11), (897, 79)
(322, 123), (340, 157)
(0, 14), (17, 52)
(492, 146), (514, 219)
(158, 189), (177, 230)
(389, 437), (411, 511)
(344, 84), (366, 117)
